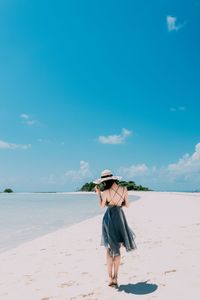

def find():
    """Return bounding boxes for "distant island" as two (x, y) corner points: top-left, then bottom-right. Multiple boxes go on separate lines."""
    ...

(79, 180), (151, 192)
(0, 184), (151, 193)
(3, 188), (13, 193)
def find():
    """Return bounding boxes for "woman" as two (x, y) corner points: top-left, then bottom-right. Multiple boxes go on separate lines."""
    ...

(94, 169), (137, 287)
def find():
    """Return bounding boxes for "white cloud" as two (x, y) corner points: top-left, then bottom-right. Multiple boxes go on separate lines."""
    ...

(117, 143), (200, 190)
(168, 143), (200, 175)
(170, 106), (186, 112)
(0, 139), (31, 150)
(118, 163), (149, 178)
(64, 161), (92, 181)
(166, 15), (185, 32)
(26, 120), (38, 126)
(37, 138), (51, 143)
(98, 128), (132, 144)
(20, 113), (38, 126)
(20, 113), (29, 119)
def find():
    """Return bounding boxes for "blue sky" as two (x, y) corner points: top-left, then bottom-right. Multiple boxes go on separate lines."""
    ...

(0, 0), (200, 191)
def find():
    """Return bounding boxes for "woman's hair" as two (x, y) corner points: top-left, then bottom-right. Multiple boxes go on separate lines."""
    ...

(102, 179), (118, 190)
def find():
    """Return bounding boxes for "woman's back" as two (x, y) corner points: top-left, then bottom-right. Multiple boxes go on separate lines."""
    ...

(104, 183), (127, 207)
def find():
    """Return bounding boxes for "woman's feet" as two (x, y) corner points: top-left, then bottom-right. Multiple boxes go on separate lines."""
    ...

(112, 275), (118, 287)
(108, 277), (113, 286)
(108, 275), (118, 287)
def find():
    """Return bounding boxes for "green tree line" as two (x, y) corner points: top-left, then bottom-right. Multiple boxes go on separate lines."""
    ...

(1, 188), (14, 193)
(79, 180), (151, 192)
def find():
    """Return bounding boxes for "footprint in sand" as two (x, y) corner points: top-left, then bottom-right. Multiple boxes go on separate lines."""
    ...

(159, 283), (166, 286)
(24, 275), (34, 283)
(57, 272), (68, 275)
(164, 269), (176, 274)
(128, 275), (137, 279)
(59, 281), (76, 287)
(81, 291), (95, 298)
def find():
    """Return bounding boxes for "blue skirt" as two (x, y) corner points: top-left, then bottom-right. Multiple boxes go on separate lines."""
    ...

(101, 206), (137, 257)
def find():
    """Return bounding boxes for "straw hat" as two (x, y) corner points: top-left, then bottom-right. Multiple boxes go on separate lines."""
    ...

(93, 169), (122, 184)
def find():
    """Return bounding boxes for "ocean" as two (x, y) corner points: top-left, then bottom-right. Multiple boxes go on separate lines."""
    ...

(0, 192), (139, 253)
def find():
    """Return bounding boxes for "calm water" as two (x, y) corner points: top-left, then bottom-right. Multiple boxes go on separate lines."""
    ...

(0, 192), (139, 253)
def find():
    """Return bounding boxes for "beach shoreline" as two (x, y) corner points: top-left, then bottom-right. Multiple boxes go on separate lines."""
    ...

(0, 192), (140, 256)
(1, 191), (200, 299)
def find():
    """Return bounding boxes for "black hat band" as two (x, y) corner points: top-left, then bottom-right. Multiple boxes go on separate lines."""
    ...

(101, 174), (113, 179)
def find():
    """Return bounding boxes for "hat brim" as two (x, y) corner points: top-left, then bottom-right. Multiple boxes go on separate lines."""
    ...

(93, 175), (122, 185)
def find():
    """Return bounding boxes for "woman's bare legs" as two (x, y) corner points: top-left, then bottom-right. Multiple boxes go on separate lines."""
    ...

(106, 249), (114, 284)
(106, 249), (121, 286)
(113, 255), (121, 285)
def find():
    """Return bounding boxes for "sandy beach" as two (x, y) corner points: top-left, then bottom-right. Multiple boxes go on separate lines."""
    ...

(0, 191), (200, 300)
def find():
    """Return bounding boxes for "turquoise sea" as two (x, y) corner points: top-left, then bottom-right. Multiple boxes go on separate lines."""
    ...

(0, 192), (139, 253)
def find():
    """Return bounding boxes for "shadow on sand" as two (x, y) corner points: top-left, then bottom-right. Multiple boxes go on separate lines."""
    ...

(117, 280), (158, 295)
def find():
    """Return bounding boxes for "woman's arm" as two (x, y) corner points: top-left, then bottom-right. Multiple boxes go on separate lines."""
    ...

(124, 187), (129, 208)
(95, 185), (107, 208)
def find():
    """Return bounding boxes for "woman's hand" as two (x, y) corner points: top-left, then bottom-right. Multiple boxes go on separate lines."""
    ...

(95, 185), (101, 194)
(95, 185), (104, 207)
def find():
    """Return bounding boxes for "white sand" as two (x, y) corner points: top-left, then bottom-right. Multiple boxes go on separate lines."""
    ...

(0, 191), (200, 300)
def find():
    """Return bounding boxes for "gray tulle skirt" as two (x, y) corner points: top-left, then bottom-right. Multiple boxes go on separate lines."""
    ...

(101, 206), (137, 257)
